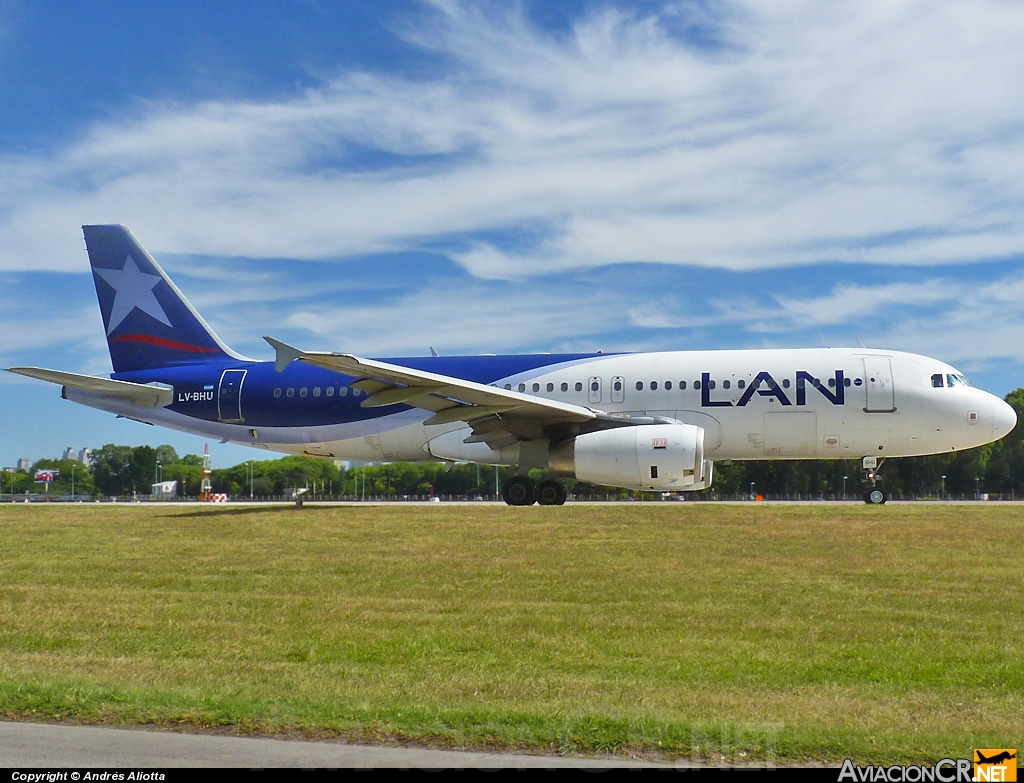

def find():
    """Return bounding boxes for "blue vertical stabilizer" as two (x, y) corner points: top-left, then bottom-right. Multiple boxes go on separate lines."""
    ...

(84, 225), (244, 373)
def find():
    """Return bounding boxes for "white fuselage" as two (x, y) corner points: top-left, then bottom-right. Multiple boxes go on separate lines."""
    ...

(67, 347), (1016, 468)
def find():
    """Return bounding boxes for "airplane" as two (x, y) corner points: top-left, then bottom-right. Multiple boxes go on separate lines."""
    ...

(975, 751), (1016, 765)
(6, 225), (1017, 505)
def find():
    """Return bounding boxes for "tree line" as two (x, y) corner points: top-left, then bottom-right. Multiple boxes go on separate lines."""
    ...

(5, 389), (1023, 500)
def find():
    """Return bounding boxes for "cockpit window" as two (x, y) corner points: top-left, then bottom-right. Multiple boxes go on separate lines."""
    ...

(931, 373), (945, 388)
(947, 373), (970, 388)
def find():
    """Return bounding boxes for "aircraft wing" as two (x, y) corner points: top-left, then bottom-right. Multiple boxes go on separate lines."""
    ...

(5, 367), (174, 408)
(265, 337), (601, 446)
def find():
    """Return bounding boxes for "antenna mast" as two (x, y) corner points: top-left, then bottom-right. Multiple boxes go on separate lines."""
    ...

(199, 444), (212, 501)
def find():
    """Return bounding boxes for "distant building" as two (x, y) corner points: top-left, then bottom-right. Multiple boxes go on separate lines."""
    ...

(151, 480), (178, 499)
(58, 448), (93, 466)
(16, 458), (33, 472)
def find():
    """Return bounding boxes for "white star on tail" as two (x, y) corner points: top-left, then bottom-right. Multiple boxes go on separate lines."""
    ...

(94, 255), (173, 335)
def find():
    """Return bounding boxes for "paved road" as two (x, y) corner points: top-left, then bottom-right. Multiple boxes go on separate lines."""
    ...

(0, 722), (685, 768)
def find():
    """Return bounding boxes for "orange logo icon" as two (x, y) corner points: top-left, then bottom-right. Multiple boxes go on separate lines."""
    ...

(974, 749), (1017, 782)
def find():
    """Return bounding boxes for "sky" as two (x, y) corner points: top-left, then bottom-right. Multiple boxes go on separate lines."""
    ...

(2, 0), (1024, 469)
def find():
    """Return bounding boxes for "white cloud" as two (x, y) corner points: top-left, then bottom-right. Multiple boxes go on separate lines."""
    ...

(771, 280), (955, 328)
(0, 303), (105, 369)
(0, 0), (1022, 278)
(280, 280), (622, 356)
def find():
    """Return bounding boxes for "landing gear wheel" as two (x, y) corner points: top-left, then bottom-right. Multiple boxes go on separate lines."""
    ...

(502, 476), (537, 506)
(537, 480), (567, 506)
(864, 488), (888, 505)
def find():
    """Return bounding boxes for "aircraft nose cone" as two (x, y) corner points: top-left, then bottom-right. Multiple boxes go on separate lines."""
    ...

(993, 397), (1017, 440)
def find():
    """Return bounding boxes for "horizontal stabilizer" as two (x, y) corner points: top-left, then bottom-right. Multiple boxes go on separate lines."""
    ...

(6, 367), (173, 408)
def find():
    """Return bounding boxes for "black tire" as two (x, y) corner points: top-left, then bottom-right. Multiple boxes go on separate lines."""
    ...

(863, 488), (888, 505)
(502, 476), (536, 506)
(537, 480), (567, 506)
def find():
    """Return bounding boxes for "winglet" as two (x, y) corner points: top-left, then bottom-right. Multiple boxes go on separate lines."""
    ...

(263, 336), (303, 372)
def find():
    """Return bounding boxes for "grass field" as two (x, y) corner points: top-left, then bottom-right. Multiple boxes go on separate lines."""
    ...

(0, 502), (1020, 763)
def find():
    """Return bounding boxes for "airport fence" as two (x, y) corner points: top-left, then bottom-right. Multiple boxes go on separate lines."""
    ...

(4, 491), (1021, 503)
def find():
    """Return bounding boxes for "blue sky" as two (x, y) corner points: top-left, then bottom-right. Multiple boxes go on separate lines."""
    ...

(2, 0), (1024, 469)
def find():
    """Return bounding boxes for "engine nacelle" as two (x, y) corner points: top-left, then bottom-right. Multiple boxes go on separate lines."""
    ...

(550, 424), (710, 491)
(689, 459), (714, 491)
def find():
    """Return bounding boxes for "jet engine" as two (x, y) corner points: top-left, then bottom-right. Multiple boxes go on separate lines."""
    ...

(549, 423), (712, 491)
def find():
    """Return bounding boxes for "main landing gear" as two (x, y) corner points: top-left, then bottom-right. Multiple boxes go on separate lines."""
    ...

(861, 456), (888, 505)
(501, 476), (567, 506)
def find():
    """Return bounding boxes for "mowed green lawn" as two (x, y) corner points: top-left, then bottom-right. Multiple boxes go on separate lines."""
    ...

(0, 502), (1020, 763)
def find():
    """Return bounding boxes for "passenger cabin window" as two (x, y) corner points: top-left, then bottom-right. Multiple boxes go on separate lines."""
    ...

(650, 381), (658, 391)
(665, 381), (672, 390)
(313, 387), (321, 397)
(326, 387), (334, 397)
(636, 381), (644, 391)
(273, 388), (282, 398)
(532, 383), (540, 392)
(575, 382), (583, 392)
(518, 383), (526, 392)
(339, 386), (348, 396)
(679, 381), (687, 390)
(286, 388), (294, 398)
(561, 382), (568, 392)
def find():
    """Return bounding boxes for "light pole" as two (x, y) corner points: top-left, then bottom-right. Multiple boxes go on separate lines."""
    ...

(975, 476), (980, 500)
(940, 475), (946, 500)
(71, 463), (76, 501)
(843, 475), (848, 500)
(248, 460), (254, 499)
(750, 482), (755, 500)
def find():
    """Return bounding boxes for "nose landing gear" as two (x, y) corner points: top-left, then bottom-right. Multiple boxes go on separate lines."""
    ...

(861, 456), (888, 504)
(863, 487), (888, 505)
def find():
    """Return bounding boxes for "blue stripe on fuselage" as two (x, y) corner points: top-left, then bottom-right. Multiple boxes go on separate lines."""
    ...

(112, 352), (616, 427)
